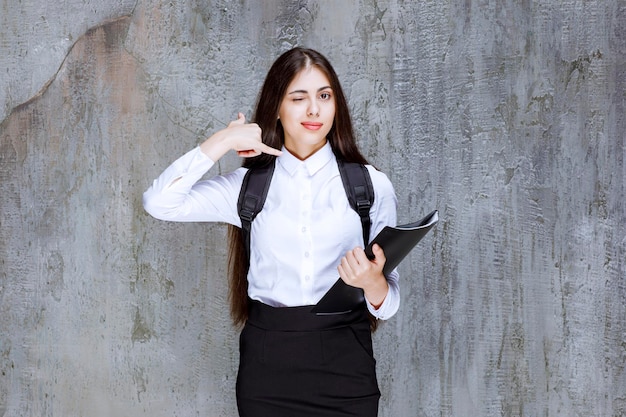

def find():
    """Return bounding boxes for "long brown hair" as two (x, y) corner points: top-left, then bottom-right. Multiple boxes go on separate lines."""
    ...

(228, 47), (376, 328)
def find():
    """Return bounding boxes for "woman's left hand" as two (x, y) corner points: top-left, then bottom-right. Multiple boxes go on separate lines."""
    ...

(338, 244), (389, 309)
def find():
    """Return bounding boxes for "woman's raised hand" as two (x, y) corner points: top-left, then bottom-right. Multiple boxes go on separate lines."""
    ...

(200, 112), (282, 161)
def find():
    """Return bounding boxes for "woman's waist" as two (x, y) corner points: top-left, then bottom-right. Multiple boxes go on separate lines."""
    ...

(246, 298), (368, 331)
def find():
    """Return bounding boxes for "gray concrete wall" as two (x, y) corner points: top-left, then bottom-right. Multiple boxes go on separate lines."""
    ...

(1, 1), (624, 416)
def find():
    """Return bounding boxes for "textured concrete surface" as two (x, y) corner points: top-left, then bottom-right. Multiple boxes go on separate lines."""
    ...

(1, 1), (624, 416)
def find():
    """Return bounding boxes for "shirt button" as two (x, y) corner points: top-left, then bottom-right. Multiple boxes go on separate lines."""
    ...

(304, 275), (311, 281)
(304, 252), (310, 258)
(301, 226), (307, 233)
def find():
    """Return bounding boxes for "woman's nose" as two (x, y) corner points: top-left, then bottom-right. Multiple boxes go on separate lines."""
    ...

(307, 101), (320, 117)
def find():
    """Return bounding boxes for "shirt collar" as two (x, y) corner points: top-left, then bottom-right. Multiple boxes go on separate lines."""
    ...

(278, 141), (334, 177)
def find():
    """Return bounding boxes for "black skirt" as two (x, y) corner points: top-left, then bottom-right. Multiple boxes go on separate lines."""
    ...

(236, 300), (380, 417)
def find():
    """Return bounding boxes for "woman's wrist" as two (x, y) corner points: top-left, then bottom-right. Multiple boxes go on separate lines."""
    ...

(363, 274), (389, 309)
(200, 129), (230, 161)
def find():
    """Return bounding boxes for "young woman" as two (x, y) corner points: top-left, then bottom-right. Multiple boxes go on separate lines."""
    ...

(143, 47), (399, 417)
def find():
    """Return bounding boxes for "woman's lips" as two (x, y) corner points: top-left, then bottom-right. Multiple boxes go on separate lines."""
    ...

(301, 122), (323, 131)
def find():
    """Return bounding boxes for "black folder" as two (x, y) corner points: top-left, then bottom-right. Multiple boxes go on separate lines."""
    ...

(311, 210), (439, 315)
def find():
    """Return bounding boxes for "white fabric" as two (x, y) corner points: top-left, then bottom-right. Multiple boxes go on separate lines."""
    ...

(143, 142), (400, 319)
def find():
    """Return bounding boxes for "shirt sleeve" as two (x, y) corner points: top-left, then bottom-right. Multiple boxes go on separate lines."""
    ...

(363, 166), (400, 320)
(143, 146), (245, 225)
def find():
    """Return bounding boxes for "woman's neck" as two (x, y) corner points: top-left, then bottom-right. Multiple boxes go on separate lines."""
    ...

(284, 139), (327, 161)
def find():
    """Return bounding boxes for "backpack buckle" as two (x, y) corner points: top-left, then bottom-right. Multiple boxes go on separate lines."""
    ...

(240, 195), (259, 223)
(356, 199), (371, 215)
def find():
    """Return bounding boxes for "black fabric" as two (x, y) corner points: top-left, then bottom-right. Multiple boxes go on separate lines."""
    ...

(236, 301), (380, 417)
(237, 161), (276, 260)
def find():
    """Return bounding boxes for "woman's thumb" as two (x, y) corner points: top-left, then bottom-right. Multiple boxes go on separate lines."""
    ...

(372, 243), (386, 261)
(230, 112), (245, 125)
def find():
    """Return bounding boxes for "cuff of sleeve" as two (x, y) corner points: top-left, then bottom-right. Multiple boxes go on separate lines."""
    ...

(365, 295), (391, 320)
(365, 272), (400, 320)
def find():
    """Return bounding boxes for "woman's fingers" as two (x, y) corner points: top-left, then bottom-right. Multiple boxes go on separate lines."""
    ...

(338, 246), (386, 288)
(258, 143), (283, 156)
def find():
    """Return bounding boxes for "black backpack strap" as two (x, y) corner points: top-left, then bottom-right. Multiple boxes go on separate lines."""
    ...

(237, 161), (276, 260)
(337, 159), (375, 247)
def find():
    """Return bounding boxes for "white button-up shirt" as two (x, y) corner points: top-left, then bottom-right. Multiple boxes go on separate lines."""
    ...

(143, 142), (400, 319)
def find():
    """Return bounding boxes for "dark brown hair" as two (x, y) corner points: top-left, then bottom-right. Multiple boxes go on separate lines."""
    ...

(228, 47), (375, 328)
